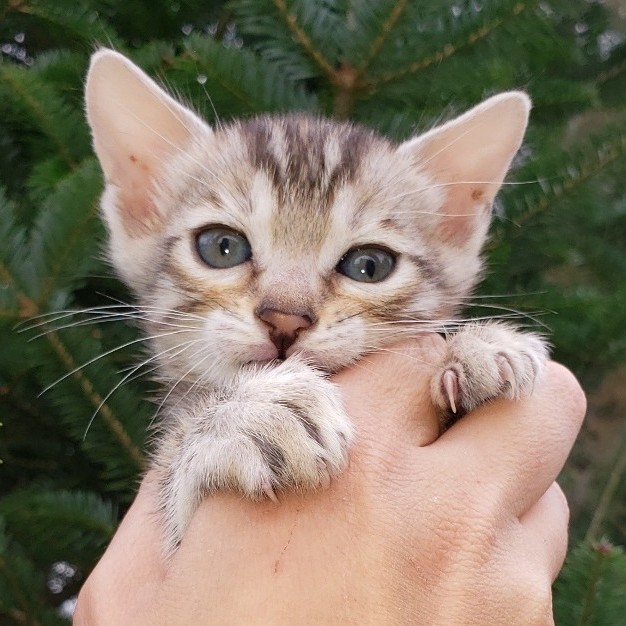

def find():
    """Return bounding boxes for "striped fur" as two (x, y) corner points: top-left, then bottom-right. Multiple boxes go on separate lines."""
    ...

(86, 50), (548, 553)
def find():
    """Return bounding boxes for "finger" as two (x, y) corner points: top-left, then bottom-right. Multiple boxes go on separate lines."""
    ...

(432, 362), (585, 516)
(334, 333), (446, 449)
(518, 483), (570, 582)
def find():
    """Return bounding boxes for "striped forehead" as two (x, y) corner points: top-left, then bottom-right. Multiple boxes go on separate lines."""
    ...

(229, 115), (388, 251)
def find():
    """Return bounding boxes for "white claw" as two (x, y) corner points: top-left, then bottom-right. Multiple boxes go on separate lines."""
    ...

(263, 481), (280, 504)
(443, 369), (458, 414)
(318, 459), (332, 490)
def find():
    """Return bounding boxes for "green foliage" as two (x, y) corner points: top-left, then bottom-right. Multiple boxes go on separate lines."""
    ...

(0, 490), (116, 568)
(171, 33), (320, 119)
(0, 0), (625, 623)
(554, 541), (626, 626)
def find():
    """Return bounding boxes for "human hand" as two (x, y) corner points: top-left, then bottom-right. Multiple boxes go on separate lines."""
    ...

(74, 334), (585, 625)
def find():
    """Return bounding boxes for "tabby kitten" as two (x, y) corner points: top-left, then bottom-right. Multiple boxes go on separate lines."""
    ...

(85, 49), (548, 553)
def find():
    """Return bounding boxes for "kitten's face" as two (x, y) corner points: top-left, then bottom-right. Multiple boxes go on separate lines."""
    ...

(86, 51), (529, 387)
(139, 116), (457, 381)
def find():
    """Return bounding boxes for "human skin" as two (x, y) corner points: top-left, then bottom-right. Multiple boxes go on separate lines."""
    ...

(74, 335), (585, 625)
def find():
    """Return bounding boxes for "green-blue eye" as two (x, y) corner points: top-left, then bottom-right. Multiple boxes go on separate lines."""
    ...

(337, 247), (396, 283)
(195, 227), (252, 269)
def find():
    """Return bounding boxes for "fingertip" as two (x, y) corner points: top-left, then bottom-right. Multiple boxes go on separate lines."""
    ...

(519, 482), (571, 582)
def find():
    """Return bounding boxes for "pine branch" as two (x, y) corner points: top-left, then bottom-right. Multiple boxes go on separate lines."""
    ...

(7, 0), (119, 49)
(357, 0), (409, 75)
(1, 236), (145, 475)
(0, 489), (116, 566)
(1, 141), (148, 479)
(43, 331), (146, 471)
(233, 0), (344, 82)
(595, 57), (626, 86)
(270, 0), (336, 81)
(173, 34), (318, 116)
(554, 541), (626, 625)
(0, 523), (63, 626)
(489, 131), (626, 249)
(0, 189), (33, 316)
(28, 159), (103, 304)
(369, 1), (534, 89)
(0, 64), (88, 169)
(1, 177), (145, 475)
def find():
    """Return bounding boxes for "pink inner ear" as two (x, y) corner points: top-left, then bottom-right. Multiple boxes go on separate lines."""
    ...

(437, 181), (492, 243)
(112, 153), (164, 237)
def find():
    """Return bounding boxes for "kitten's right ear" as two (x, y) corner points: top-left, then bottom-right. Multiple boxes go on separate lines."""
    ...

(86, 49), (210, 236)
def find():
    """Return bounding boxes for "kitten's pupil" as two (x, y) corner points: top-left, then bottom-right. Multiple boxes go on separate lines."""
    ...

(219, 236), (233, 256)
(362, 258), (376, 279)
(196, 227), (252, 269)
(337, 247), (396, 283)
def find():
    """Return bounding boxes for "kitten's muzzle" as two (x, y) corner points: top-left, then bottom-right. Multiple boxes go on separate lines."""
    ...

(256, 307), (314, 357)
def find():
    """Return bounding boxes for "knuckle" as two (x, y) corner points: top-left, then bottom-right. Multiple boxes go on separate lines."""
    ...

(546, 362), (587, 423)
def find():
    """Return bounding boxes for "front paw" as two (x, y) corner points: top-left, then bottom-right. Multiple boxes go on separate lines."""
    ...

(235, 359), (353, 492)
(431, 323), (548, 423)
(158, 359), (352, 550)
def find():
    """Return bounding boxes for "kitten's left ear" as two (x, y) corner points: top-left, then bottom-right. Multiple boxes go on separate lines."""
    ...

(398, 92), (530, 247)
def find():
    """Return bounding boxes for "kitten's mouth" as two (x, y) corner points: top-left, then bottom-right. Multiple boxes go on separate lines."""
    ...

(246, 348), (326, 369)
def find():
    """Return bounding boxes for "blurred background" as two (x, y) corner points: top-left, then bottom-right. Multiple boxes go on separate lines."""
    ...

(0, 0), (625, 622)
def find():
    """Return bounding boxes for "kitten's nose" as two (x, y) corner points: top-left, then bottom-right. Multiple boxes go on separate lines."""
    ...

(256, 307), (313, 355)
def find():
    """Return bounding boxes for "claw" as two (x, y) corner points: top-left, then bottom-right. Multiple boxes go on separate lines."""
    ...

(263, 481), (280, 504)
(496, 353), (516, 394)
(442, 369), (459, 414)
(318, 459), (332, 489)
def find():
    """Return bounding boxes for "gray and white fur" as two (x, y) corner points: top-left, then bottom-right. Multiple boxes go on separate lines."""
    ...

(85, 50), (548, 553)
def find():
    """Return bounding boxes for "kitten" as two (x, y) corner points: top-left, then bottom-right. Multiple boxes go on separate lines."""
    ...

(85, 49), (548, 553)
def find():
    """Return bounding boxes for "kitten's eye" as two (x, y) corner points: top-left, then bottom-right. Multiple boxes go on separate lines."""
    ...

(337, 247), (396, 283)
(195, 227), (252, 269)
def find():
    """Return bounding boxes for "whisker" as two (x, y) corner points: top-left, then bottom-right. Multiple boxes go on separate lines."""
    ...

(28, 312), (200, 338)
(39, 328), (197, 397)
(362, 346), (439, 369)
(82, 339), (198, 440)
(386, 178), (538, 206)
(149, 342), (214, 427)
(20, 303), (206, 332)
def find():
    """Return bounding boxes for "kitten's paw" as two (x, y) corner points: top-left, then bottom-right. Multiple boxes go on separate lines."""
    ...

(158, 359), (353, 551)
(234, 359), (353, 492)
(431, 323), (548, 423)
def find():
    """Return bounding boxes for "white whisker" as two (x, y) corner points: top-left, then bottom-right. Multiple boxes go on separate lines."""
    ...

(82, 338), (198, 440)
(39, 328), (197, 397)
(386, 178), (537, 207)
(149, 342), (215, 428)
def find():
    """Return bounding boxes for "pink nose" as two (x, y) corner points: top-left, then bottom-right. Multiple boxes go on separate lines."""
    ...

(256, 308), (313, 355)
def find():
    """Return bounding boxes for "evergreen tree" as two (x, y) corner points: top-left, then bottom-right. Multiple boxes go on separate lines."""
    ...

(0, 0), (625, 622)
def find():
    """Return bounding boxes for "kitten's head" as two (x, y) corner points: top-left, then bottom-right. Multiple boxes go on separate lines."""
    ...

(85, 50), (529, 385)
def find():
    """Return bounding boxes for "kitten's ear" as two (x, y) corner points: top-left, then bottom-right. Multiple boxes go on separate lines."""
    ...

(398, 92), (530, 247)
(86, 49), (210, 236)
